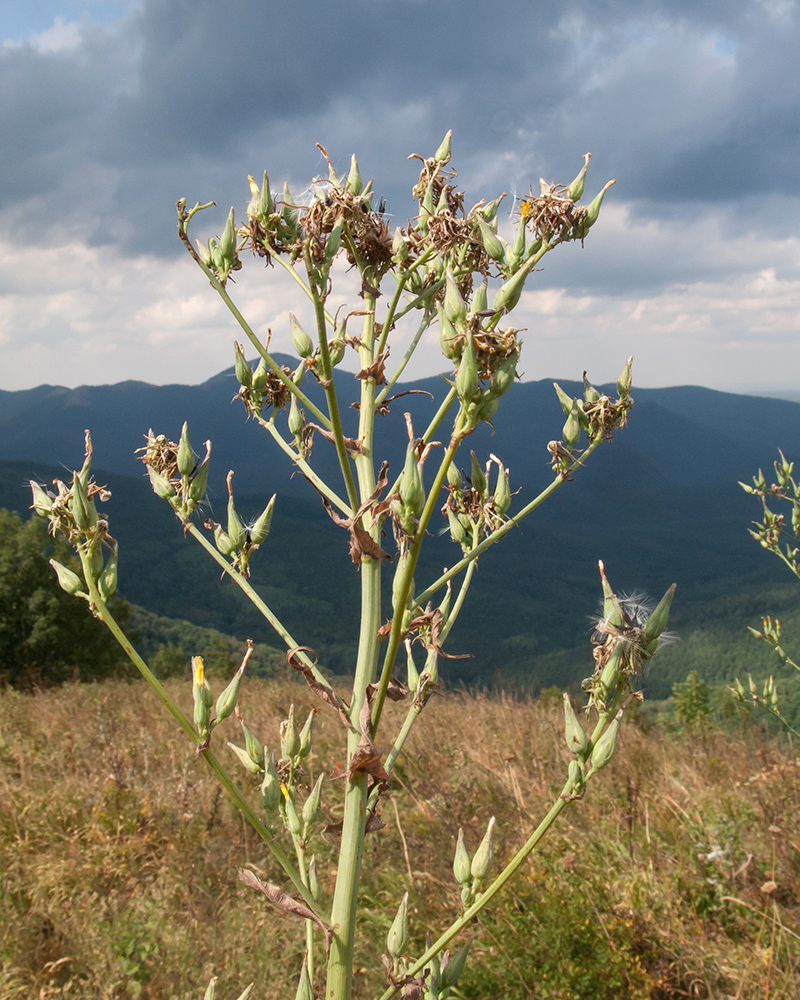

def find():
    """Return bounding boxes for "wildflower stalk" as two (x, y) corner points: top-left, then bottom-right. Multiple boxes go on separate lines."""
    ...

(72, 547), (322, 916)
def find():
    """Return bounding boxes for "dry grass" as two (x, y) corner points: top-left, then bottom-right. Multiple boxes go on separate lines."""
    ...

(1, 679), (798, 999)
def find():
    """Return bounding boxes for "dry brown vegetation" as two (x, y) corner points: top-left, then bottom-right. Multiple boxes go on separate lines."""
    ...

(1, 678), (799, 999)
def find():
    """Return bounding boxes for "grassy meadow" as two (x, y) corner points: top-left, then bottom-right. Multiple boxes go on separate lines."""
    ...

(1, 678), (799, 1000)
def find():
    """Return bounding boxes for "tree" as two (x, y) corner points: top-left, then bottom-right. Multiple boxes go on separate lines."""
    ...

(0, 508), (128, 687)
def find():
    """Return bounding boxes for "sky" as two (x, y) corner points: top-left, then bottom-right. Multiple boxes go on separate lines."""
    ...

(2, 0), (799, 395)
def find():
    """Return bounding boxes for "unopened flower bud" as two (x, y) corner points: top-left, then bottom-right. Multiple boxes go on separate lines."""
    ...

(578, 179), (616, 233)
(641, 584), (677, 645)
(386, 892), (409, 959)
(399, 442), (425, 519)
(566, 152), (591, 202)
(440, 936), (473, 991)
(444, 269), (467, 327)
(438, 306), (461, 362)
(302, 773), (324, 839)
(455, 334), (479, 404)
(288, 396), (305, 439)
(234, 342), (252, 389)
(589, 713), (621, 774)
(50, 558), (85, 597)
(478, 218), (505, 262)
(298, 708), (315, 759)
(215, 662), (246, 725)
(289, 313), (314, 359)
(434, 130), (452, 163)
(192, 656), (214, 737)
(470, 278), (488, 314)
(617, 356), (633, 399)
(392, 227), (409, 264)
(29, 481), (54, 516)
(470, 816), (496, 883)
(281, 784), (302, 837)
(453, 828), (471, 886)
(177, 422), (195, 477)
(147, 466), (175, 500)
(260, 753), (281, 812)
(227, 741), (263, 774)
(562, 399), (582, 449)
(98, 544), (118, 602)
(563, 694), (589, 758)
(70, 471), (96, 530)
(470, 452), (487, 500)
(188, 442), (211, 505)
(280, 705), (301, 760)
(346, 153), (363, 195)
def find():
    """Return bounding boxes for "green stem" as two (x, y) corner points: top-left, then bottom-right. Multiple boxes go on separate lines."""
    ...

(415, 436), (604, 607)
(77, 551), (322, 916)
(258, 416), (353, 516)
(184, 522), (340, 703)
(190, 255), (331, 429)
(376, 311), (433, 406)
(305, 247), (360, 511)
(377, 782), (575, 1000)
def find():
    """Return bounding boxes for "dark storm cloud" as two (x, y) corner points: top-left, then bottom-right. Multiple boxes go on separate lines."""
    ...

(2, 0), (799, 270)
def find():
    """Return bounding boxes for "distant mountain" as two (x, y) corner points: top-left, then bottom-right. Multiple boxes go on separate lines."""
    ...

(2, 360), (799, 697)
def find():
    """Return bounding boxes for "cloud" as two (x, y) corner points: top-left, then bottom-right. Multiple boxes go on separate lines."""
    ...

(1, 0), (799, 391)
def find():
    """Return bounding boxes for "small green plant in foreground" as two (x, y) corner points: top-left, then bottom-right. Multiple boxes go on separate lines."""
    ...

(30, 135), (676, 999)
(733, 452), (800, 737)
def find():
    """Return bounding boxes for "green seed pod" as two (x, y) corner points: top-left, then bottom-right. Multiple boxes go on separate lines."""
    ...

(470, 278), (488, 314)
(505, 219), (526, 274)
(447, 507), (469, 547)
(327, 338), (345, 367)
(470, 816), (495, 882)
(562, 399), (582, 449)
(444, 269), (467, 327)
(281, 182), (300, 237)
(446, 459), (462, 490)
(455, 334), (479, 404)
(188, 442), (212, 504)
(227, 741), (264, 774)
(493, 465), (511, 517)
(440, 936), (473, 991)
(70, 471), (97, 530)
(289, 313), (314, 359)
(438, 306), (461, 362)
(563, 693), (589, 758)
(470, 452), (487, 500)
(280, 705), (301, 760)
(471, 393), (499, 426)
(590, 714), (621, 774)
(322, 219), (343, 266)
(302, 773), (324, 839)
(553, 383), (574, 419)
(392, 227), (409, 264)
(487, 350), (518, 399)
(599, 562), (625, 633)
(641, 583), (677, 645)
(567, 152), (591, 202)
(204, 977), (218, 1000)
(147, 466), (175, 500)
(252, 357), (269, 393)
(386, 892), (410, 959)
(29, 481), (54, 516)
(281, 784), (302, 838)
(478, 218), (505, 262)
(308, 855), (321, 902)
(399, 442), (425, 519)
(227, 484), (247, 552)
(481, 195), (505, 223)
(177, 422), (195, 477)
(294, 961), (312, 1000)
(249, 495), (276, 548)
(599, 643), (623, 693)
(434, 130), (452, 163)
(617, 356), (633, 399)
(214, 662), (246, 725)
(288, 396), (305, 438)
(346, 153), (363, 195)
(453, 828), (471, 886)
(298, 708), (314, 760)
(491, 265), (528, 315)
(406, 641), (420, 693)
(234, 342), (253, 389)
(392, 551), (415, 613)
(212, 523), (236, 558)
(260, 753), (281, 812)
(50, 558), (85, 597)
(238, 718), (264, 768)
(579, 178), (616, 233)
(583, 374), (600, 403)
(218, 208), (238, 266)
(98, 544), (118, 602)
